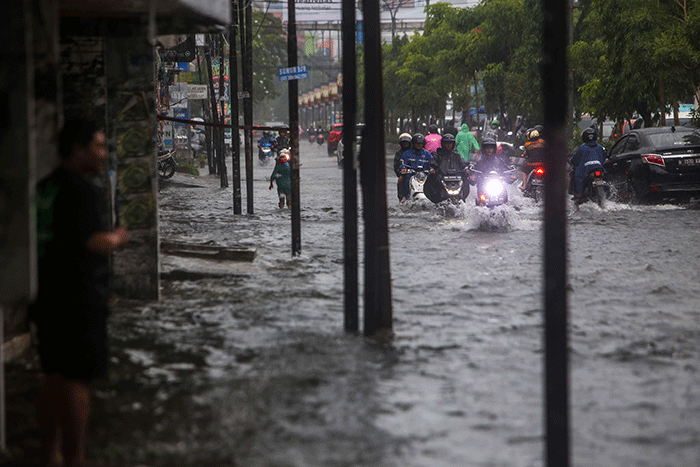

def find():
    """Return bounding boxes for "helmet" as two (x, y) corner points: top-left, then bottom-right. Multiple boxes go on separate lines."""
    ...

(428, 124), (438, 133)
(527, 128), (540, 141)
(399, 133), (412, 144)
(263, 130), (271, 137)
(278, 151), (290, 163)
(491, 119), (500, 127)
(441, 133), (455, 147)
(582, 127), (597, 143)
(412, 133), (426, 146)
(482, 137), (497, 155)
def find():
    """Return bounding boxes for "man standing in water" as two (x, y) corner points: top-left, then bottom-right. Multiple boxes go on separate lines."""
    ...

(30, 118), (130, 466)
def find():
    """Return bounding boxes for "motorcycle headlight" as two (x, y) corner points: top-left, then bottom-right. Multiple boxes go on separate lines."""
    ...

(485, 179), (504, 197)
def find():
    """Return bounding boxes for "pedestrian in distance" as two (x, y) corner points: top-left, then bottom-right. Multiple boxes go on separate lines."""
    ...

(270, 150), (292, 208)
(455, 123), (480, 162)
(29, 118), (130, 467)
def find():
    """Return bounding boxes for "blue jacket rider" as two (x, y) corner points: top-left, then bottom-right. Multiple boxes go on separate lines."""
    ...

(569, 127), (606, 197)
(399, 133), (433, 199)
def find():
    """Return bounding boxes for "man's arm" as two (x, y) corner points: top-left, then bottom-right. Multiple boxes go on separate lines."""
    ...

(86, 227), (129, 256)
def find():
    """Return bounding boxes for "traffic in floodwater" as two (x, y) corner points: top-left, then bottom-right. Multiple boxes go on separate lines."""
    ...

(10, 139), (694, 467)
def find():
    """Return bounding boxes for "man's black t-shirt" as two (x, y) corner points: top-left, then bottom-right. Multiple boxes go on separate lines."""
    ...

(34, 167), (110, 307)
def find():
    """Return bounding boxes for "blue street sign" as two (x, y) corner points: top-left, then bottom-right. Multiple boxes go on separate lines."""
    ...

(278, 65), (309, 82)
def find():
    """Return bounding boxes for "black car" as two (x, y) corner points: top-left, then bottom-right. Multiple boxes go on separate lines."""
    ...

(604, 126), (700, 203)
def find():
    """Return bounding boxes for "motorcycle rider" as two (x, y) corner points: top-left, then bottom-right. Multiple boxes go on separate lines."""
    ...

(455, 123), (480, 162)
(569, 127), (607, 201)
(275, 128), (290, 155)
(520, 127), (546, 189)
(425, 124), (442, 152)
(394, 133), (413, 200)
(257, 131), (275, 161)
(483, 118), (505, 141)
(425, 133), (470, 202)
(471, 138), (515, 183)
(399, 133), (433, 201)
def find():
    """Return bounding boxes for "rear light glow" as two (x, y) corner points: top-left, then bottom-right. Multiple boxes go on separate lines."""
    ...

(649, 186), (660, 191)
(535, 167), (545, 176)
(643, 154), (665, 167)
(593, 170), (603, 177)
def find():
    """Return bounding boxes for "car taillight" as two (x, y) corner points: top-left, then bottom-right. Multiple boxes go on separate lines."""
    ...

(643, 154), (665, 167)
(534, 167), (545, 177)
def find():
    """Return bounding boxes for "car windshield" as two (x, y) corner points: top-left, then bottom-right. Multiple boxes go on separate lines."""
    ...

(648, 131), (700, 148)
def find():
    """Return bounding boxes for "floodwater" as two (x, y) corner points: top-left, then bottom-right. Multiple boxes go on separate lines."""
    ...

(11, 140), (699, 466)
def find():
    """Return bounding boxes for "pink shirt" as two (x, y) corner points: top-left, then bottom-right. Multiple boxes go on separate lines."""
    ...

(425, 134), (442, 152)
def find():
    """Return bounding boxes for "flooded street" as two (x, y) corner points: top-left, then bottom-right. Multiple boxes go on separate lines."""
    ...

(10, 140), (698, 466)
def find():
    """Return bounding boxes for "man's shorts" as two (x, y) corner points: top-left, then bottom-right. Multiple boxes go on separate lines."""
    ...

(34, 304), (110, 382)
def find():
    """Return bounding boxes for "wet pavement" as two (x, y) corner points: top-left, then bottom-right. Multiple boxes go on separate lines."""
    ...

(4, 140), (700, 466)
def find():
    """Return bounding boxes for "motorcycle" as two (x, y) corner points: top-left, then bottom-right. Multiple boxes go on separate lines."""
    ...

(574, 167), (609, 209)
(425, 170), (470, 204)
(258, 142), (274, 165)
(470, 167), (518, 207)
(308, 129), (315, 143)
(521, 164), (545, 203)
(316, 132), (325, 145)
(158, 149), (178, 179)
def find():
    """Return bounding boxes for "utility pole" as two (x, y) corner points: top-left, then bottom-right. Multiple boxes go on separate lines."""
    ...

(242, 0), (254, 214)
(342, 0), (359, 332)
(361, 0), (393, 337)
(219, 33), (228, 188)
(542, 0), (570, 465)
(288, 0), (301, 256)
(230, 1), (242, 214)
(205, 35), (220, 176)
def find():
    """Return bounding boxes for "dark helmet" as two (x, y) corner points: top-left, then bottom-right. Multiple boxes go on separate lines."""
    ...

(428, 124), (438, 134)
(534, 124), (545, 134)
(412, 133), (426, 146)
(482, 137), (497, 155)
(441, 133), (456, 146)
(582, 127), (597, 143)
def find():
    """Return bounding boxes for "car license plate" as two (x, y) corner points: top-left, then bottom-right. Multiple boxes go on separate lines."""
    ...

(678, 157), (700, 166)
(592, 179), (606, 186)
(531, 178), (543, 186)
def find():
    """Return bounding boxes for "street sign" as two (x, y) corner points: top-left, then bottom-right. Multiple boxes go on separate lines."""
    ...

(188, 85), (208, 99)
(278, 65), (308, 82)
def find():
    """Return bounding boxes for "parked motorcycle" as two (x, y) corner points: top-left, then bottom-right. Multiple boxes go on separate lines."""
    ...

(158, 149), (178, 179)
(470, 168), (518, 207)
(574, 167), (609, 209)
(521, 164), (545, 204)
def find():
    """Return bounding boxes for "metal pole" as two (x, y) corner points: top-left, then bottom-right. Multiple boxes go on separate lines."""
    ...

(219, 33), (228, 188)
(361, 0), (392, 337)
(243, 2), (253, 214)
(542, 0), (570, 465)
(288, 0), (301, 256)
(230, 1), (242, 214)
(205, 35), (220, 176)
(342, 0), (358, 333)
